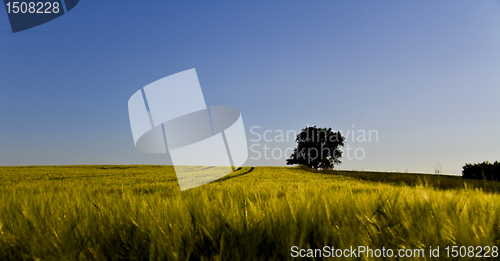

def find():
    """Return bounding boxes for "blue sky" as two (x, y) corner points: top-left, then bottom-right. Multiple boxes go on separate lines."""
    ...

(1, 0), (499, 174)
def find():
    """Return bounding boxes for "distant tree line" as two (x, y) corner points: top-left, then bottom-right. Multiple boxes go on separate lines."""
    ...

(462, 161), (500, 181)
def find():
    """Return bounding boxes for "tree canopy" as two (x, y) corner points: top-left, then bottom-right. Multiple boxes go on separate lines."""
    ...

(286, 126), (345, 169)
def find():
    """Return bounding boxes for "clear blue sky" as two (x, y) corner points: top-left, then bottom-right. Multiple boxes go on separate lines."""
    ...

(1, 0), (499, 174)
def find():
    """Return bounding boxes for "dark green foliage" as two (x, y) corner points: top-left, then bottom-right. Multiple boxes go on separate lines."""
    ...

(462, 161), (500, 180)
(286, 126), (345, 169)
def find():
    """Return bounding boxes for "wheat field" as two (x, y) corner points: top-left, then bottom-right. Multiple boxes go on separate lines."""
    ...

(1, 165), (499, 260)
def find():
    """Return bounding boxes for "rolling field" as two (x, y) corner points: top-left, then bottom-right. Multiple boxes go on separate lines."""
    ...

(1, 165), (500, 260)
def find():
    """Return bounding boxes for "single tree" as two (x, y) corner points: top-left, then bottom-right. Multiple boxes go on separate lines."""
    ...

(286, 126), (345, 169)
